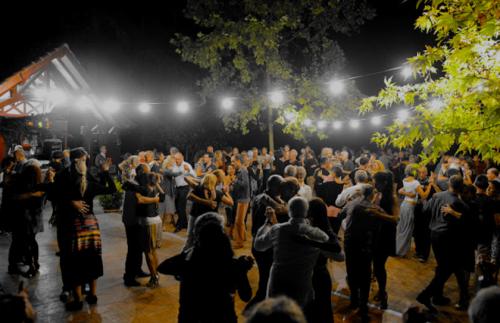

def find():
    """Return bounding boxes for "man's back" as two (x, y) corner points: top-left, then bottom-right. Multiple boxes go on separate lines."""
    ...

(272, 220), (322, 268)
(427, 191), (467, 233)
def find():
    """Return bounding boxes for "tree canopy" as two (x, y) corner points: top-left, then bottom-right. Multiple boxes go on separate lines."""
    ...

(172, 0), (374, 140)
(360, 0), (500, 163)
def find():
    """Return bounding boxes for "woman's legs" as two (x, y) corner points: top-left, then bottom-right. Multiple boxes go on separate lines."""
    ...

(144, 251), (159, 287)
(89, 280), (97, 296)
(74, 285), (83, 301)
(373, 252), (389, 308)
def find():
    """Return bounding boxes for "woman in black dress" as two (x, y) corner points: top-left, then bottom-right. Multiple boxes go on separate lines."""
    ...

(53, 148), (116, 311)
(307, 198), (342, 323)
(158, 212), (253, 323)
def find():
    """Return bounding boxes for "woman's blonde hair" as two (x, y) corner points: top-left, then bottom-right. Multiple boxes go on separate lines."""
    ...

(214, 150), (223, 160)
(212, 169), (225, 180)
(201, 173), (218, 190)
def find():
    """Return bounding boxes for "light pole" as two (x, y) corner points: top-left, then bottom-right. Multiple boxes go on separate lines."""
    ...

(268, 104), (274, 152)
(268, 90), (284, 152)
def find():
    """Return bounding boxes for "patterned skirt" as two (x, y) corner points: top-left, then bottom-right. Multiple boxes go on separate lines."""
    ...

(61, 214), (104, 287)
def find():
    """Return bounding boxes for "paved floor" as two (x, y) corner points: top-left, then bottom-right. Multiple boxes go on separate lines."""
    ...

(0, 204), (469, 322)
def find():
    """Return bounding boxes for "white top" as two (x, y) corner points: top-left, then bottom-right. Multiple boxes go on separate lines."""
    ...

(335, 183), (363, 208)
(138, 215), (162, 226)
(403, 179), (421, 203)
(298, 184), (313, 201)
(172, 162), (195, 187)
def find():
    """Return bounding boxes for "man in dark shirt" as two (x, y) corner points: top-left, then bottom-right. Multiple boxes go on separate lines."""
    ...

(473, 175), (496, 261)
(313, 157), (332, 194)
(245, 175), (286, 312)
(284, 149), (300, 168)
(340, 150), (355, 176)
(417, 175), (469, 312)
(343, 184), (397, 319)
(274, 149), (289, 176)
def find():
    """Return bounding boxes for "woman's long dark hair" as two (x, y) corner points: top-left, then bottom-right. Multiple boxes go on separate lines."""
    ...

(373, 171), (395, 215)
(193, 213), (233, 264)
(307, 198), (334, 237)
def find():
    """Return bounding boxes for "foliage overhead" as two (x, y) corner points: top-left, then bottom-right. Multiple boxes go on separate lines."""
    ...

(359, 0), (500, 163)
(172, 0), (375, 140)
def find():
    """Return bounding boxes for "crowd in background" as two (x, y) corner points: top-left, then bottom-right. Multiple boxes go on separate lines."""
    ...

(0, 142), (500, 322)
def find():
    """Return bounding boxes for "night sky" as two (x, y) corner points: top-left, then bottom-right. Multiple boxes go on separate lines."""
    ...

(0, 0), (432, 152)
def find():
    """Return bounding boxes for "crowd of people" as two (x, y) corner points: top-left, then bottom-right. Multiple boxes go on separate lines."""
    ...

(0, 142), (500, 322)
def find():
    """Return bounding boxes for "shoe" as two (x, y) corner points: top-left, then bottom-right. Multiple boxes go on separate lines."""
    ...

(416, 294), (437, 313)
(348, 298), (359, 311)
(455, 297), (469, 311)
(124, 279), (141, 287)
(355, 307), (369, 323)
(432, 295), (451, 306)
(85, 294), (98, 305)
(59, 291), (70, 303)
(147, 275), (159, 288)
(417, 256), (427, 263)
(375, 291), (388, 310)
(136, 271), (151, 278)
(8, 265), (22, 275)
(454, 301), (468, 311)
(65, 300), (83, 311)
(21, 266), (37, 278)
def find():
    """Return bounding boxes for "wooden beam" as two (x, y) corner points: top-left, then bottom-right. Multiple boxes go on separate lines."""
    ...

(0, 45), (71, 96)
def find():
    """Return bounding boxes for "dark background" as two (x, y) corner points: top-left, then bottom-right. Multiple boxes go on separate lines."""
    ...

(0, 0), (432, 155)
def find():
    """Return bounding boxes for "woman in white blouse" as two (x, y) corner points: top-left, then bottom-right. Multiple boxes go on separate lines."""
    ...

(296, 166), (313, 201)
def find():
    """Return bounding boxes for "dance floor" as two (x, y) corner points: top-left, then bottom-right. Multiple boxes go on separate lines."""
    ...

(0, 204), (469, 323)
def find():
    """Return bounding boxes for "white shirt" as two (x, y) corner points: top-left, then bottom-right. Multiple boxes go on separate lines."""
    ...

(172, 162), (195, 187)
(335, 183), (364, 208)
(298, 184), (313, 201)
(403, 179), (421, 203)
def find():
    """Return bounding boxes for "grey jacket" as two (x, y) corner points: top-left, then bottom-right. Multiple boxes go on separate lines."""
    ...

(254, 218), (328, 306)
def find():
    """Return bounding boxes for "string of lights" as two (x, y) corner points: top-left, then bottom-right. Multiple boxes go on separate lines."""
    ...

(30, 63), (427, 130)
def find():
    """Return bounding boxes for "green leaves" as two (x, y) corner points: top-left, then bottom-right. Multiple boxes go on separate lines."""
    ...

(172, 0), (374, 141)
(361, 0), (500, 163)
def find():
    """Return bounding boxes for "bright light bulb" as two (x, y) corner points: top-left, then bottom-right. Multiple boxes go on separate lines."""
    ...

(304, 119), (312, 127)
(269, 91), (285, 105)
(371, 115), (382, 126)
(428, 99), (444, 112)
(401, 66), (413, 79)
(284, 111), (296, 122)
(397, 109), (410, 122)
(138, 102), (151, 113)
(349, 119), (360, 129)
(332, 121), (342, 130)
(317, 120), (326, 129)
(104, 99), (121, 113)
(176, 101), (189, 114)
(221, 97), (234, 110)
(328, 80), (344, 95)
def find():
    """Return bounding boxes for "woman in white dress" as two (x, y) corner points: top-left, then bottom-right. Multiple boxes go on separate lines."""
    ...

(396, 164), (433, 257)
